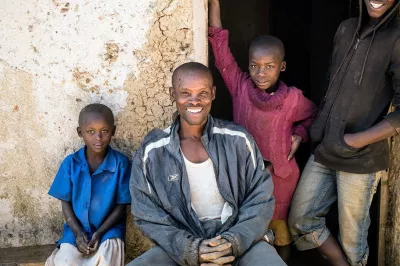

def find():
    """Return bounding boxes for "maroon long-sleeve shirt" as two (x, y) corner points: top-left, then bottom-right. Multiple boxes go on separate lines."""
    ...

(209, 27), (317, 220)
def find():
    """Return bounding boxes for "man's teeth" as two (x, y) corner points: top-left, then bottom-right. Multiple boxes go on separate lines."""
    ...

(187, 108), (202, 113)
(371, 2), (384, 9)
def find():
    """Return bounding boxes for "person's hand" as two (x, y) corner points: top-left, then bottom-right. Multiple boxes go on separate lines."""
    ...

(199, 236), (235, 265)
(344, 133), (362, 148)
(88, 232), (101, 254)
(76, 232), (90, 254)
(287, 134), (302, 161)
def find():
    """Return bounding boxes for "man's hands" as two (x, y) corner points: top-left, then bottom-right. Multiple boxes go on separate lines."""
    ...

(76, 232), (90, 255)
(287, 134), (302, 161)
(199, 236), (235, 265)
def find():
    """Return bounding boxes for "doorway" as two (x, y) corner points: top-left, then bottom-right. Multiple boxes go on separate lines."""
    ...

(209, 0), (380, 265)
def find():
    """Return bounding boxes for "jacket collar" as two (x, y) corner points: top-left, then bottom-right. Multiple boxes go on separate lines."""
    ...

(166, 115), (214, 158)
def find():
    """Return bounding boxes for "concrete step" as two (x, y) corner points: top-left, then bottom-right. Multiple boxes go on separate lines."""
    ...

(0, 244), (55, 265)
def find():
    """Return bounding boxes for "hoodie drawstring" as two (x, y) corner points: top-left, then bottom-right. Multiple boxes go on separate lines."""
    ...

(358, 30), (376, 86)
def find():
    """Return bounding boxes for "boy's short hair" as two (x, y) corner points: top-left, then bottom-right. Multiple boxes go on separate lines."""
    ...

(78, 103), (114, 126)
(172, 62), (213, 88)
(249, 35), (285, 61)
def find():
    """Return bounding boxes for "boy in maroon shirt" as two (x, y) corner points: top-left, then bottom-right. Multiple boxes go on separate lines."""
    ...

(209, 0), (317, 261)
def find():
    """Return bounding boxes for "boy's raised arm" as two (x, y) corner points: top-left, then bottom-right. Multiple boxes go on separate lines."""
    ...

(209, 0), (222, 28)
(208, 0), (248, 98)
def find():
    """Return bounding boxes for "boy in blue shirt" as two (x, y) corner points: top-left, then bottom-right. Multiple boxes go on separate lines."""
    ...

(46, 103), (131, 266)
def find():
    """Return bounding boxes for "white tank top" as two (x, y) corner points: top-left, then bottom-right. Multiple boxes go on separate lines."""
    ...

(182, 152), (225, 221)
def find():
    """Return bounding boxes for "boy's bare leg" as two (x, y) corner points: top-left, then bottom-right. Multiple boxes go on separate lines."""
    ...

(317, 235), (350, 266)
(275, 244), (291, 263)
(209, 0), (222, 28)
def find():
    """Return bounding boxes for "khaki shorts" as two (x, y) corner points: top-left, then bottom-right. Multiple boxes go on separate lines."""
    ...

(269, 220), (292, 246)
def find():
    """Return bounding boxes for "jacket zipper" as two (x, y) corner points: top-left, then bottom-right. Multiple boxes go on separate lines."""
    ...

(323, 38), (360, 128)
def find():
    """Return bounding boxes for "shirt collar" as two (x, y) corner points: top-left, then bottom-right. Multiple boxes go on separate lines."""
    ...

(73, 146), (117, 174)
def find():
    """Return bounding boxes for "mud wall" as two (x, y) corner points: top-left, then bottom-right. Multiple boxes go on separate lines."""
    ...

(0, 0), (206, 257)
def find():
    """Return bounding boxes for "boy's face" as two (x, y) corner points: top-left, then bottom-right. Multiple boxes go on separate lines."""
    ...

(170, 71), (215, 127)
(364, 0), (396, 19)
(249, 48), (286, 91)
(77, 113), (115, 155)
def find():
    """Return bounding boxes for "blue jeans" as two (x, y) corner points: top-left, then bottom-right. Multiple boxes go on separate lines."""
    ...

(288, 155), (382, 266)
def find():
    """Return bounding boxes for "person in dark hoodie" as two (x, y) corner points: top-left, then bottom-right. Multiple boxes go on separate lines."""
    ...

(289, 0), (400, 265)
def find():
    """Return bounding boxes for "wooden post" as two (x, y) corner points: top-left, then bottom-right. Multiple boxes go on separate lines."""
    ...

(378, 169), (389, 266)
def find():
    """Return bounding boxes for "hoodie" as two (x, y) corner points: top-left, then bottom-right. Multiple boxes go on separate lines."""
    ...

(311, 0), (400, 173)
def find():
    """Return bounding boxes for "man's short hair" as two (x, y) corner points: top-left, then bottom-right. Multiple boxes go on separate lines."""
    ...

(172, 62), (213, 88)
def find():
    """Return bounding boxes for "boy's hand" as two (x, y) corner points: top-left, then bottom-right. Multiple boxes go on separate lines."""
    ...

(88, 232), (101, 254)
(208, 0), (223, 28)
(287, 134), (302, 161)
(76, 232), (90, 254)
(199, 236), (235, 265)
(344, 133), (364, 148)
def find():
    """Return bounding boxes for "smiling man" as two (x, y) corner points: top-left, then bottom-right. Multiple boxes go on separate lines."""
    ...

(126, 62), (286, 266)
(289, 0), (400, 266)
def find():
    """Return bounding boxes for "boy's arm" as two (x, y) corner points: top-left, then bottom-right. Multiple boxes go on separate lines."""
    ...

(208, 0), (247, 98)
(344, 38), (400, 149)
(209, 0), (222, 28)
(88, 159), (131, 252)
(130, 151), (203, 266)
(88, 204), (126, 251)
(61, 200), (90, 254)
(221, 139), (274, 258)
(292, 93), (318, 142)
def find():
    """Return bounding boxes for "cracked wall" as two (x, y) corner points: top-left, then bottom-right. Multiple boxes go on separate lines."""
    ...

(0, 0), (205, 255)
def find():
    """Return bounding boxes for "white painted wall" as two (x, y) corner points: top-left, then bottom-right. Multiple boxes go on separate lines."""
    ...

(0, 0), (207, 248)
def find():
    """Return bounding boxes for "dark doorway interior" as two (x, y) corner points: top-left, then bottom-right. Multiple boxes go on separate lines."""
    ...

(209, 0), (379, 265)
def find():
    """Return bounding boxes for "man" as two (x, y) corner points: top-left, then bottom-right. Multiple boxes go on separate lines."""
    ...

(289, 1), (400, 266)
(127, 62), (286, 265)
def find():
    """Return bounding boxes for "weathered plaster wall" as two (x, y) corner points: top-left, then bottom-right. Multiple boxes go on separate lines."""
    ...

(0, 0), (203, 254)
(387, 135), (400, 265)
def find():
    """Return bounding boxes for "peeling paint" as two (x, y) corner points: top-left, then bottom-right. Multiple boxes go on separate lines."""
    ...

(0, 0), (202, 253)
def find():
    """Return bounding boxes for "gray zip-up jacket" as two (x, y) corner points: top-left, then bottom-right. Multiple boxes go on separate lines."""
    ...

(130, 116), (274, 265)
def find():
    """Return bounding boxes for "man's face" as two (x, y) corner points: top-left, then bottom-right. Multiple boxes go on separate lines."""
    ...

(249, 48), (286, 91)
(364, 0), (396, 19)
(170, 72), (215, 127)
(77, 113), (115, 155)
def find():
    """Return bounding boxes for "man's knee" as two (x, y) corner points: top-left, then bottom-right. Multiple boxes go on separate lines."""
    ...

(125, 246), (177, 266)
(237, 241), (286, 266)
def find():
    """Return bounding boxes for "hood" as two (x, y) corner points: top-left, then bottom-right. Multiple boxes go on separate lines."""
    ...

(358, 0), (400, 38)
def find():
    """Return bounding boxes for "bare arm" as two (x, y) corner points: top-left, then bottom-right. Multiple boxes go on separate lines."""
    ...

(96, 205), (125, 236)
(209, 0), (222, 28)
(87, 204), (126, 252)
(61, 200), (90, 254)
(344, 120), (396, 148)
